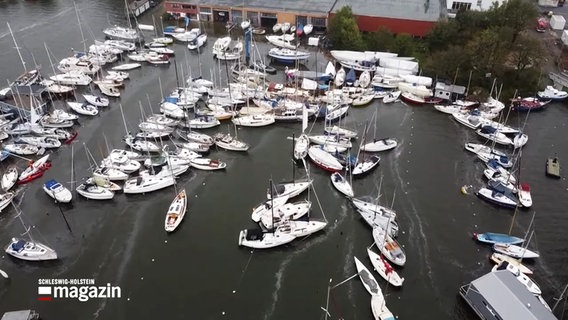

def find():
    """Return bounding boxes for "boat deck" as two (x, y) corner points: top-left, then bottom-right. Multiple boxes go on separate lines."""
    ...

(546, 158), (561, 178)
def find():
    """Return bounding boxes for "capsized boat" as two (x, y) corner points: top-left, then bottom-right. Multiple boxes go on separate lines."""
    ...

(165, 189), (187, 232)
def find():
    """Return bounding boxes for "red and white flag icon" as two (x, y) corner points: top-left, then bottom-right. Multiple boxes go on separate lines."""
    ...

(38, 286), (52, 301)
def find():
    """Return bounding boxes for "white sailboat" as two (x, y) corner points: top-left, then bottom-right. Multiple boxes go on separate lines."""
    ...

(1, 167), (18, 191)
(354, 256), (382, 296)
(372, 226), (406, 266)
(367, 247), (404, 287)
(330, 171), (353, 198)
(293, 105), (310, 161)
(165, 189), (187, 232)
(67, 101), (98, 116)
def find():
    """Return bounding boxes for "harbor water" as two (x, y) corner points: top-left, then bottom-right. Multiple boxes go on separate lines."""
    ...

(0, 1), (567, 319)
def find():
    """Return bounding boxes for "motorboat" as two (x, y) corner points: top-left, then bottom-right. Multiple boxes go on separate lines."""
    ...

(518, 183), (532, 208)
(5, 238), (57, 261)
(123, 172), (176, 194)
(67, 101), (98, 116)
(187, 116), (220, 129)
(452, 112), (486, 129)
(476, 187), (518, 209)
(76, 182), (115, 200)
(42, 179), (72, 203)
(50, 71), (92, 86)
(232, 114), (275, 127)
(537, 85), (568, 100)
(214, 133), (249, 151)
(187, 33), (207, 50)
(189, 158), (227, 171)
(362, 138), (397, 152)
(464, 143), (506, 157)
(476, 125), (513, 145)
(212, 37), (243, 61)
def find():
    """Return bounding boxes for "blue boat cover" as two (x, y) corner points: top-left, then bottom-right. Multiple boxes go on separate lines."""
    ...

(12, 239), (26, 251)
(164, 96), (178, 104)
(0, 150), (9, 162)
(499, 155), (509, 163)
(470, 109), (481, 116)
(346, 69), (356, 83)
(487, 159), (501, 169)
(44, 179), (60, 190)
(480, 125), (497, 134)
(163, 26), (177, 32)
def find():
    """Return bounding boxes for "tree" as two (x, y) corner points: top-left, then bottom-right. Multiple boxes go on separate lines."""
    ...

(466, 27), (510, 79)
(363, 27), (394, 51)
(392, 33), (419, 57)
(328, 6), (365, 50)
(491, 0), (538, 43)
(508, 32), (547, 72)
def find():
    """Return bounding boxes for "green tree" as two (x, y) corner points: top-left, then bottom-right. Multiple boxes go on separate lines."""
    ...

(508, 32), (547, 72)
(328, 6), (365, 50)
(392, 33), (418, 57)
(363, 27), (394, 51)
(466, 27), (510, 79)
(491, 0), (538, 43)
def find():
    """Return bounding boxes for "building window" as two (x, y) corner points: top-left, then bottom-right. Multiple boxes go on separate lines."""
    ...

(260, 12), (277, 18)
(451, 2), (472, 11)
(200, 7), (211, 14)
(247, 11), (259, 25)
(181, 4), (195, 9)
(296, 16), (308, 26)
(171, 3), (180, 8)
(311, 17), (326, 27)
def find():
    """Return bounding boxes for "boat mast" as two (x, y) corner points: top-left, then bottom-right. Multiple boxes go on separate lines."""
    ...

(7, 22), (27, 73)
(269, 179), (274, 232)
(73, 1), (87, 52)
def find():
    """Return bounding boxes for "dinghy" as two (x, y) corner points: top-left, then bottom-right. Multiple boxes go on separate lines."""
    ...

(189, 158), (227, 171)
(67, 101), (98, 116)
(330, 172), (354, 198)
(493, 243), (539, 259)
(42, 179), (72, 203)
(372, 226), (406, 266)
(1, 167), (18, 191)
(165, 189), (187, 232)
(354, 256), (382, 296)
(367, 248), (404, 287)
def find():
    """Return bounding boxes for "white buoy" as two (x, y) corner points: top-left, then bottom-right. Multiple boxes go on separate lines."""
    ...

(0, 269), (8, 279)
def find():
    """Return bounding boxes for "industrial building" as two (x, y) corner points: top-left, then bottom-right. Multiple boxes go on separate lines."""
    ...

(165, 0), (444, 37)
(165, 0), (331, 32)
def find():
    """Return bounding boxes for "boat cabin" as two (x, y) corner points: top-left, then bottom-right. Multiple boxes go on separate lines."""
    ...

(459, 270), (556, 320)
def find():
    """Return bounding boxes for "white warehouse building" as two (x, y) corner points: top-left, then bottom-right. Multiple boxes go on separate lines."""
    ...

(447, 0), (507, 17)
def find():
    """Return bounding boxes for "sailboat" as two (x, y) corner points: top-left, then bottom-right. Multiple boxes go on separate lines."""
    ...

(361, 112), (398, 152)
(1, 167), (18, 191)
(239, 180), (296, 249)
(367, 247), (404, 287)
(354, 256), (382, 296)
(293, 105), (310, 161)
(330, 161), (353, 198)
(165, 189), (187, 232)
(5, 200), (57, 261)
(372, 226), (406, 266)
(267, 159), (312, 199)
